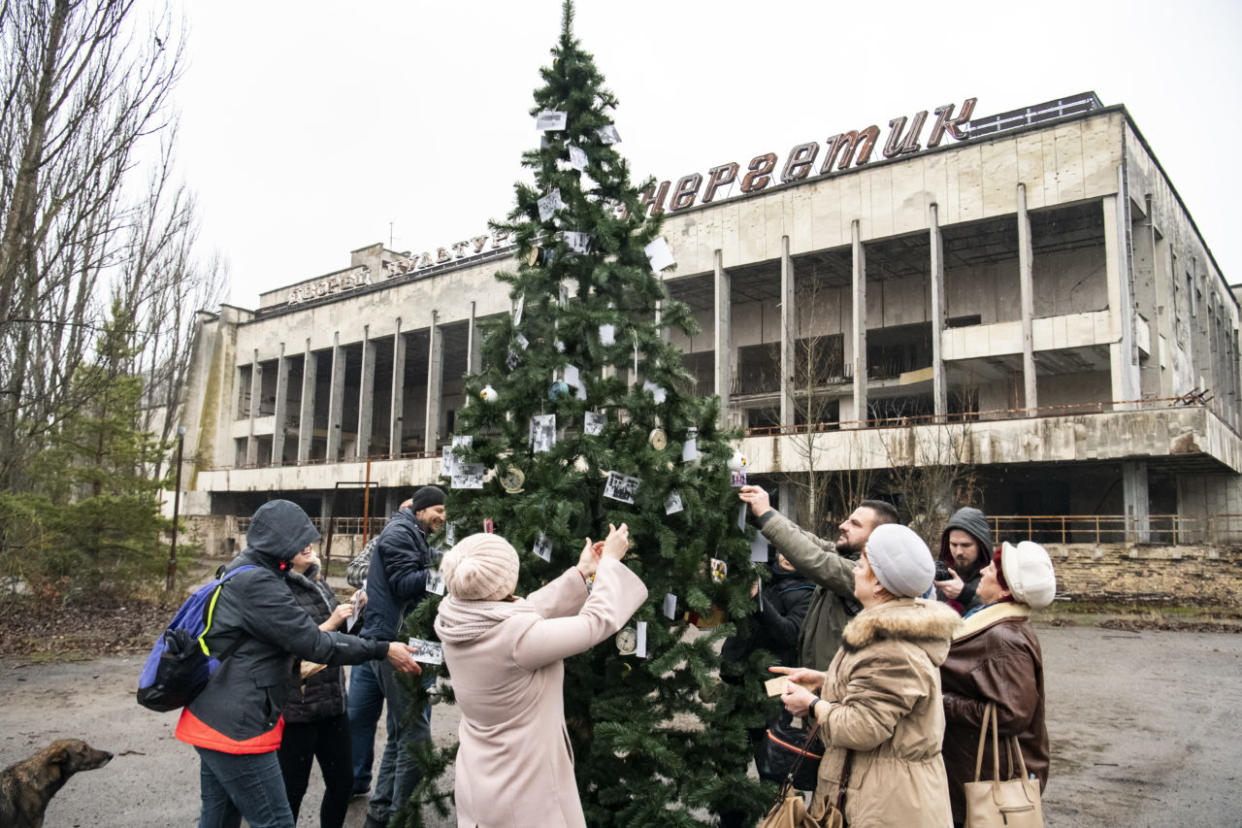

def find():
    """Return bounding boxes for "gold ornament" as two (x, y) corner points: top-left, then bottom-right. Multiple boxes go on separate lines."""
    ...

(648, 427), (667, 451)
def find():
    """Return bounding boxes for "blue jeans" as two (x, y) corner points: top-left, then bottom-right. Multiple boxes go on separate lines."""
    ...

(195, 746), (294, 828)
(348, 660), (385, 793)
(366, 661), (433, 824)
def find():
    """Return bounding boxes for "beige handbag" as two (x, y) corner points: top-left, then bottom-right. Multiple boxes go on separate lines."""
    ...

(964, 702), (1043, 828)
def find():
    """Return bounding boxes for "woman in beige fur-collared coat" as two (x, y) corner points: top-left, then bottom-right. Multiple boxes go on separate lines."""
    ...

(777, 523), (962, 828)
(433, 524), (647, 828)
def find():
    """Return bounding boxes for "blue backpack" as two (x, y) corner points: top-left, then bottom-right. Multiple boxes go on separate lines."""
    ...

(136, 565), (256, 712)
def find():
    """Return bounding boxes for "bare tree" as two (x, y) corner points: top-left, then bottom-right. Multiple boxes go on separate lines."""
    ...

(121, 135), (228, 477)
(877, 411), (978, 547)
(0, 0), (185, 488)
(777, 271), (878, 531)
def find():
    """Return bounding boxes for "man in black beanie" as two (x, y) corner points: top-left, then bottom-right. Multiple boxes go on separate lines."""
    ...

(360, 486), (446, 828)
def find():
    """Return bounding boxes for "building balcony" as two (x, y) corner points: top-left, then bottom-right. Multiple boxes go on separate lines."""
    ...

(197, 398), (1238, 498)
(197, 452), (441, 494)
(741, 399), (1241, 475)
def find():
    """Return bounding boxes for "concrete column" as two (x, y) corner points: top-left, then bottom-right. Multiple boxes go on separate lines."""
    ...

(780, 236), (796, 428)
(713, 250), (732, 428)
(1233, 331), (1242, 431)
(777, 482), (798, 525)
(385, 490), (404, 517)
(1017, 184), (1038, 409)
(1103, 187), (1140, 406)
(1132, 197), (1160, 399)
(356, 326), (376, 460)
(928, 204), (947, 418)
(320, 493), (334, 532)
(246, 350), (261, 465)
(466, 301), (481, 375)
(425, 311), (443, 452)
(389, 321), (405, 457)
(1122, 460), (1150, 543)
(271, 344), (289, 465)
(326, 333), (345, 461)
(297, 340), (316, 463)
(851, 220), (868, 426)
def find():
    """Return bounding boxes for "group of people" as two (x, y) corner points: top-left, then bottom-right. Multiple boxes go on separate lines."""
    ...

(175, 481), (1053, 828)
(174, 486), (449, 828)
(736, 485), (1055, 828)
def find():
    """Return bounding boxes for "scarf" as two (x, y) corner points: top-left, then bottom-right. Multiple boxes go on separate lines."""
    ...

(434, 594), (539, 644)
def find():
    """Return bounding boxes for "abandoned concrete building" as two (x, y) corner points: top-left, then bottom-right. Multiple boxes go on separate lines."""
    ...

(177, 92), (1242, 557)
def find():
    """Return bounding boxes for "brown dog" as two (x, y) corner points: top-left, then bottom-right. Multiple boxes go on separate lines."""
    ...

(0, 739), (113, 828)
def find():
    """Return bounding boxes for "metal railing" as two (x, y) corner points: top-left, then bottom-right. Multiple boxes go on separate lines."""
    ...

(968, 92), (1104, 138)
(228, 512), (1242, 550)
(215, 448), (442, 472)
(988, 514), (1242, 546)
(236, 516), (388, 538)
(744, 394), (1204, 438)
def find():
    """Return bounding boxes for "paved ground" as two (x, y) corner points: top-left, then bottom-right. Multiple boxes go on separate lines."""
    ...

(1, 625), (1239, 827)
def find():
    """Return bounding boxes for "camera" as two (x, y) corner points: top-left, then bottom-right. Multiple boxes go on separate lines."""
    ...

(934, 561), (952, 582)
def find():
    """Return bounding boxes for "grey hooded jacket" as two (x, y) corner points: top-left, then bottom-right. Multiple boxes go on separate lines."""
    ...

(186, 501), (388, 745)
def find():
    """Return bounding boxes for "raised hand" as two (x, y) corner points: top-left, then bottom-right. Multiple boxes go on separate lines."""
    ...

(601, 523), (629, 561)
(737, 485), (771, 518)
(577, 538), (605, 577)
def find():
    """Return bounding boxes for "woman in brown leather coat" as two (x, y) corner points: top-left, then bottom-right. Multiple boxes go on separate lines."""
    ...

(939, 540), (1057, 826)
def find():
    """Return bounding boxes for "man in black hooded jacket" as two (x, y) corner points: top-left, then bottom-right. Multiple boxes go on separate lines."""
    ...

(934, 506), (995, 616)
(175, 499), (419, 828)
(360, 485), (446, 828)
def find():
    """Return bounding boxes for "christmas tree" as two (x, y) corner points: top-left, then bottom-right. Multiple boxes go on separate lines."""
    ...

(405, 3), (776, 825)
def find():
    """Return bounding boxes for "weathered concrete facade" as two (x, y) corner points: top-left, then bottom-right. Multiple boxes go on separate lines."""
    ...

(178, 95), (1242, 545)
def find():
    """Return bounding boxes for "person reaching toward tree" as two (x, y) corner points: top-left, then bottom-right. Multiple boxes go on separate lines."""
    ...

(434, 523), (646, 828)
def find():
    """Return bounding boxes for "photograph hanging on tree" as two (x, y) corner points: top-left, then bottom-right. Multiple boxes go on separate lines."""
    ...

(602, 471), (640, 504)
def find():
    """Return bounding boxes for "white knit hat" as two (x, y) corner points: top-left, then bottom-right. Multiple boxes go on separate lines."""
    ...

(866, 523), (935, 598)
(440, 533), (520, 601)
(999, 541), (1057, 609)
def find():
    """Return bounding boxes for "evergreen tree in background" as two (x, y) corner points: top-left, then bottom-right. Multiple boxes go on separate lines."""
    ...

(0, 303), (174, 596)
(405, 3), (775, 825)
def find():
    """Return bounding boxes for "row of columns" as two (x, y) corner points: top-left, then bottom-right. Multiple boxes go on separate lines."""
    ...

(245, 302), (480, 465)
(707, 182), (1143, 431)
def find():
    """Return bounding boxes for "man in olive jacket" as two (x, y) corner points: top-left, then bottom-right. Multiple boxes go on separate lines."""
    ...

(738, 486), (898, 671)
(174, 499), (420, 828)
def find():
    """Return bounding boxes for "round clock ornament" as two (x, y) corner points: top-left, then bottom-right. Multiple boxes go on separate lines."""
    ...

(499, 467), (525, 494)
(615, 627), (638, 655)
(648, 427), (667, 451)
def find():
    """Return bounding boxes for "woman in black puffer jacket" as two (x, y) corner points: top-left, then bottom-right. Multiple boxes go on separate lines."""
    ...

(278, 546), (362, 828)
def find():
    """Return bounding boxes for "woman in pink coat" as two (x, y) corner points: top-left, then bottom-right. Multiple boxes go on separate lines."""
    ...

(434, 524), (647, 828)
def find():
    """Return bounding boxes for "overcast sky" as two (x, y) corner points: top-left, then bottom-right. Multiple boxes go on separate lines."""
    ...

(175, 0), (1242, 307)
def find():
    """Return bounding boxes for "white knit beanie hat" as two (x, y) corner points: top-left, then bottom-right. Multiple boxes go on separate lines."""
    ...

(866, 523), (935, 598)
(440, 533), (520, 601)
